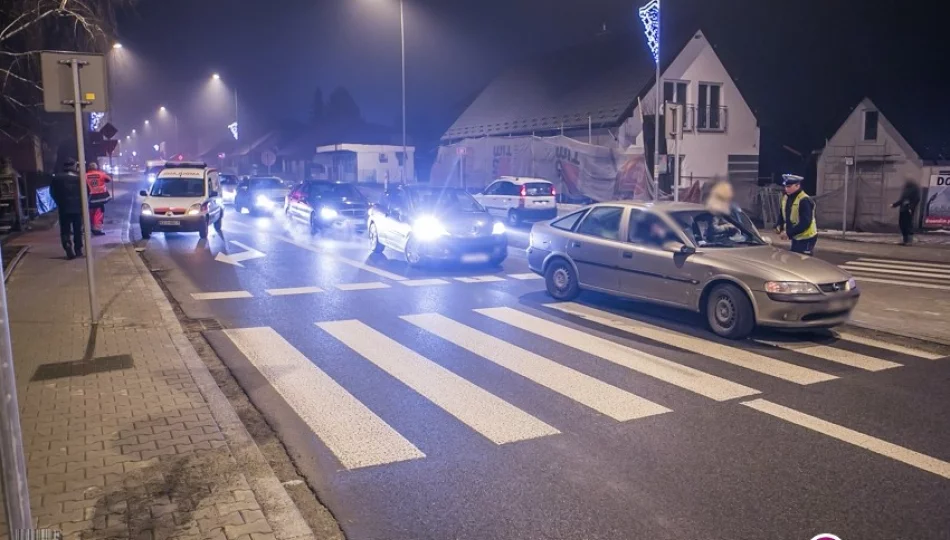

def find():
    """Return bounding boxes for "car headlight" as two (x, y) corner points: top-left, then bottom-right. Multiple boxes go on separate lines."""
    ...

(845, 278), (857, 291)
(413, 216), (449, 241)
(187, 203), (203, 215)
(320, 207), (339, 220)
(255, 195), (275, 208)
(765, 281), (821, 295)
(141, 204), (153, 216)
(147, 174), (156, 183)
(492, 222), (506, 235)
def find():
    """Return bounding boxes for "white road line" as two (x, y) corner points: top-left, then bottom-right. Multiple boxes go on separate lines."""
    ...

(265, 286), (325, 296)
(277, 234), (407, 281)
(403, 313), (671, 421)
(318, 320), (559, 444)
(223, 327), (424, 470)
(399, 278), (451, 287)
(834, 332), (945, 361)
(743, 398), (950, 480)
(191, 291), (253, 300)
(843, 261), (950, 276)
(847, 276), (950, 291)
(507, 273), (543, 280)
(754, 339), (902, 371)
(336, 282), (391, 291)
(841, 264), (950, 280)
(455, 276), (507, 283)
(476, 307), (759, 402)
(545, 303), (836, 385)
(857, 257), (950, 269)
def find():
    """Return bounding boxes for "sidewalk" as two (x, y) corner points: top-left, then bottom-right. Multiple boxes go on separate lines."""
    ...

(762, 230), (950, 263)
(2, 188), (317, 539)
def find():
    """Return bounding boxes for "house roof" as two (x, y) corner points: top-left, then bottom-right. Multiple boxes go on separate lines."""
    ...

(442, 31), (665, 141)
(867, 97), (950, 162)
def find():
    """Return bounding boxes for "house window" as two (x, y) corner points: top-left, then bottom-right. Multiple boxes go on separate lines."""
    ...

(379, 153), (389, 163)
(697, 83), (724, 131)
(863, 110), (879, 141)
(664, 81), (689, 130)
(396, 152), (405, 166)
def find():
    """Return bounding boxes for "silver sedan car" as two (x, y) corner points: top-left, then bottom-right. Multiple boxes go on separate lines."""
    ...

(527, 202), (860, 339)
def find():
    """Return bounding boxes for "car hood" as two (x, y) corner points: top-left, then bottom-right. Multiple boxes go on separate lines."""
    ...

(144, 196), (203, 210)
(319, 198), (368, 211)
(701, 245), (851, 284)
(423, 210), (495, 236)
(250, 188), (290, 199)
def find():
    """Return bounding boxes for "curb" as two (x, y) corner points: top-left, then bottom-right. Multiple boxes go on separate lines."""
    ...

(3, 245), (29, 283)
(121, 207), (316, 540)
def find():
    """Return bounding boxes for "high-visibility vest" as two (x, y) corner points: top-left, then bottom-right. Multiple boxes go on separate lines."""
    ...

(781, 190), (818, 240)
(86, 171), (110, 195)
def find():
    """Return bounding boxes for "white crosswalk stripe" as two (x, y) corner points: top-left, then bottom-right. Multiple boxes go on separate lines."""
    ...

(507, 273), (544, 280)
(265, 286), (324, 296)
(454, 275), (507, 283)
(223, 327), (424, 470)
(191, 291), (253, 300)
(336, 282), (390, 291)
(475, 307), (760, 401)
(841, 257), (950, 290)
(221, 302), (936, 471)
(753, 339), (902, 371)
(318, 319), (560, 444)
(403, 313), (671, 421)
(545, 303), (837, 385)
(399, 278), (451, 287)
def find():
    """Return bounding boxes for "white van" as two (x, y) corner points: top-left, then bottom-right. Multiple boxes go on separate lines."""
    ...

(474, 176), (557, 227)
(139, 162), (224, 239)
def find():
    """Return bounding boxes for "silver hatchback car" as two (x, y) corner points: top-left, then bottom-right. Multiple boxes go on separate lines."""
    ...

(527, 202), (860, 339)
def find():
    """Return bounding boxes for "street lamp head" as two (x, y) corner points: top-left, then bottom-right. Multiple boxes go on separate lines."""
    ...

(212, 73), (221, 80)
(159, 106), (167, 113)
(112, 42), (123, 49)
(144, 120), (149, 125)
(131, 129), (136, 134)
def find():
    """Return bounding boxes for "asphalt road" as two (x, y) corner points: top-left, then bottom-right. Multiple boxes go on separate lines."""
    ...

(124, 183), (950, 540)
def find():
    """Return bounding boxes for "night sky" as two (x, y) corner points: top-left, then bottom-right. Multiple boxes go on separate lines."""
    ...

(113, 0), (950, 162)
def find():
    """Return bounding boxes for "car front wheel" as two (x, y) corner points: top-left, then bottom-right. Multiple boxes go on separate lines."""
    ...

(198, 219), (209, 239)
(507, 209), (522, 228)
(405, 235), (424, 267)
(140, 224), (151, 239)
(544, 258), (580, 301)
(706, 283), (756, 339)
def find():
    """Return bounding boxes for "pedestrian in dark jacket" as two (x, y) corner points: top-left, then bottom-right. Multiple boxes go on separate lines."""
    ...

(892, 179), (921, 245)
(49, 160), (84, 259)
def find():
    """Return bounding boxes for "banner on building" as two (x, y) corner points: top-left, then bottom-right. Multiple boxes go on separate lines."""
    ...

(431, 136), (653, 201)
(924, 171), (950, 227)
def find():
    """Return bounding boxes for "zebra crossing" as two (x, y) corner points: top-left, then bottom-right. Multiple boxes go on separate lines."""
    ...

(840, 257), (950, 291)
(220, 302), (948, 475)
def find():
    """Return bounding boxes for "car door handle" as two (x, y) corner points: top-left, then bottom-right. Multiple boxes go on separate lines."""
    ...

(570, 241), (582, 248)
(622, 251), (633, 259)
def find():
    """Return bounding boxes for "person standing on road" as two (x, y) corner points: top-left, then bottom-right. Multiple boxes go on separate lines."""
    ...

(85, 161), (112, 236)
(49, 159), (84, 259)
(892, 179), (921, 245)
(775, 174), (818, 255)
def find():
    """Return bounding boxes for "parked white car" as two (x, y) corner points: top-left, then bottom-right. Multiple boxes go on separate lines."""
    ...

(474, 176), (557, 227)
(139, 162), (224, 239)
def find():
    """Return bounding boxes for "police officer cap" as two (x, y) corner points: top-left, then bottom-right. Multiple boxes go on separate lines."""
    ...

(781, 174), (804, 186)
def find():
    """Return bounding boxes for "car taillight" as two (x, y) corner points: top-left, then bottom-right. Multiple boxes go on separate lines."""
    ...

(550, 186), (556, 196)
(519, 185), (526, 208)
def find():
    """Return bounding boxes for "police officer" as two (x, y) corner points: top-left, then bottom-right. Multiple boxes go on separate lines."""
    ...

(776, 174), (818, 255)
(49, 159), (84, 259)
(85, 161), (112, 235)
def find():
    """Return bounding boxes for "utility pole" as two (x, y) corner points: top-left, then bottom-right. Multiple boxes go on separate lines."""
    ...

(399, 0), (407, 187)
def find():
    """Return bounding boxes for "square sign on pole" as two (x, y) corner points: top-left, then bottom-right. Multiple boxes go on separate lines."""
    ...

(40, 51), (109, 113)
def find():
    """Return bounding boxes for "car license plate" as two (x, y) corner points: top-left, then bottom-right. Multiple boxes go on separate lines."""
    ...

(461, 253), (490, 263)
(158, 220), (180, 226)
(829, 298), (854, 311)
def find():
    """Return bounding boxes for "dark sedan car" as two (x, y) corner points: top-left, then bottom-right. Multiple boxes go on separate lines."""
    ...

(367, 185), (508, 266)
(285, 181), (370, 235)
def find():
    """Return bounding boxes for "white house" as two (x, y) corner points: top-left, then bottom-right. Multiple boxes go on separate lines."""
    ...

(816, 97), (950, 231)
(440, 30), (760, 205)
(316, 143), (415, 184)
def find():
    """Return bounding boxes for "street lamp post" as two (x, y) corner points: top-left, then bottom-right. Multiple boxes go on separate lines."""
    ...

(639, 0), (661, 201)
(399, 0), (407, 187)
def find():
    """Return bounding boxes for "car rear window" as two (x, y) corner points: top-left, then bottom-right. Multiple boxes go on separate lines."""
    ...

(250, 178), (284, 189)
(523, 183), (554, 196)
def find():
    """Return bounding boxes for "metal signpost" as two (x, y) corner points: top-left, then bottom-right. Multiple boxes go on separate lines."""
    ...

(0, 52), (113, 537)
(842, 155), (854, 237)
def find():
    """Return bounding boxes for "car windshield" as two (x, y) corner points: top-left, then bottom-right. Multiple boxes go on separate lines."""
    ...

(150, 177), (205, 197)
(220, 175), (239, 185)
(408, 187), (482, 212)
(250, 178), (284, 190)
(310, 183), (363, 200)
(670, 209), (765, 248)
(145, 167), (163, 176)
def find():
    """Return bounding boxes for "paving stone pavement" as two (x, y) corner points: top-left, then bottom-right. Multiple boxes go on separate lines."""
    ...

(1, 193), (317, 540)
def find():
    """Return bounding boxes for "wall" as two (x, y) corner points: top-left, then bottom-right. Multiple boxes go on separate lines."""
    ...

(355, 148), (415, 184)
(620, 31), (760, 185)
(816, 99), (922, 231)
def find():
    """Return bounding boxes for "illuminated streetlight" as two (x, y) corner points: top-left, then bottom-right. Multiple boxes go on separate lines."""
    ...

(112, 42), (123, 49)
(211, 73), (239, 140)
(144, 119), (149, 126)
(212, 73), (220, 80)
(159, 106), (166, 113)
(131, 129), (136, 134)
(125, 135), (130, 140)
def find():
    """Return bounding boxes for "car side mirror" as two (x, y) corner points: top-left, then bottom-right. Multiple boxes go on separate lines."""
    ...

(664, 241), (695, 255)
(139, 190), (147, 197)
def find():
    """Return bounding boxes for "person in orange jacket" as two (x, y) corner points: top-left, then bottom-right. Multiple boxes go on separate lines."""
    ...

(86, 162), (112, 235)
